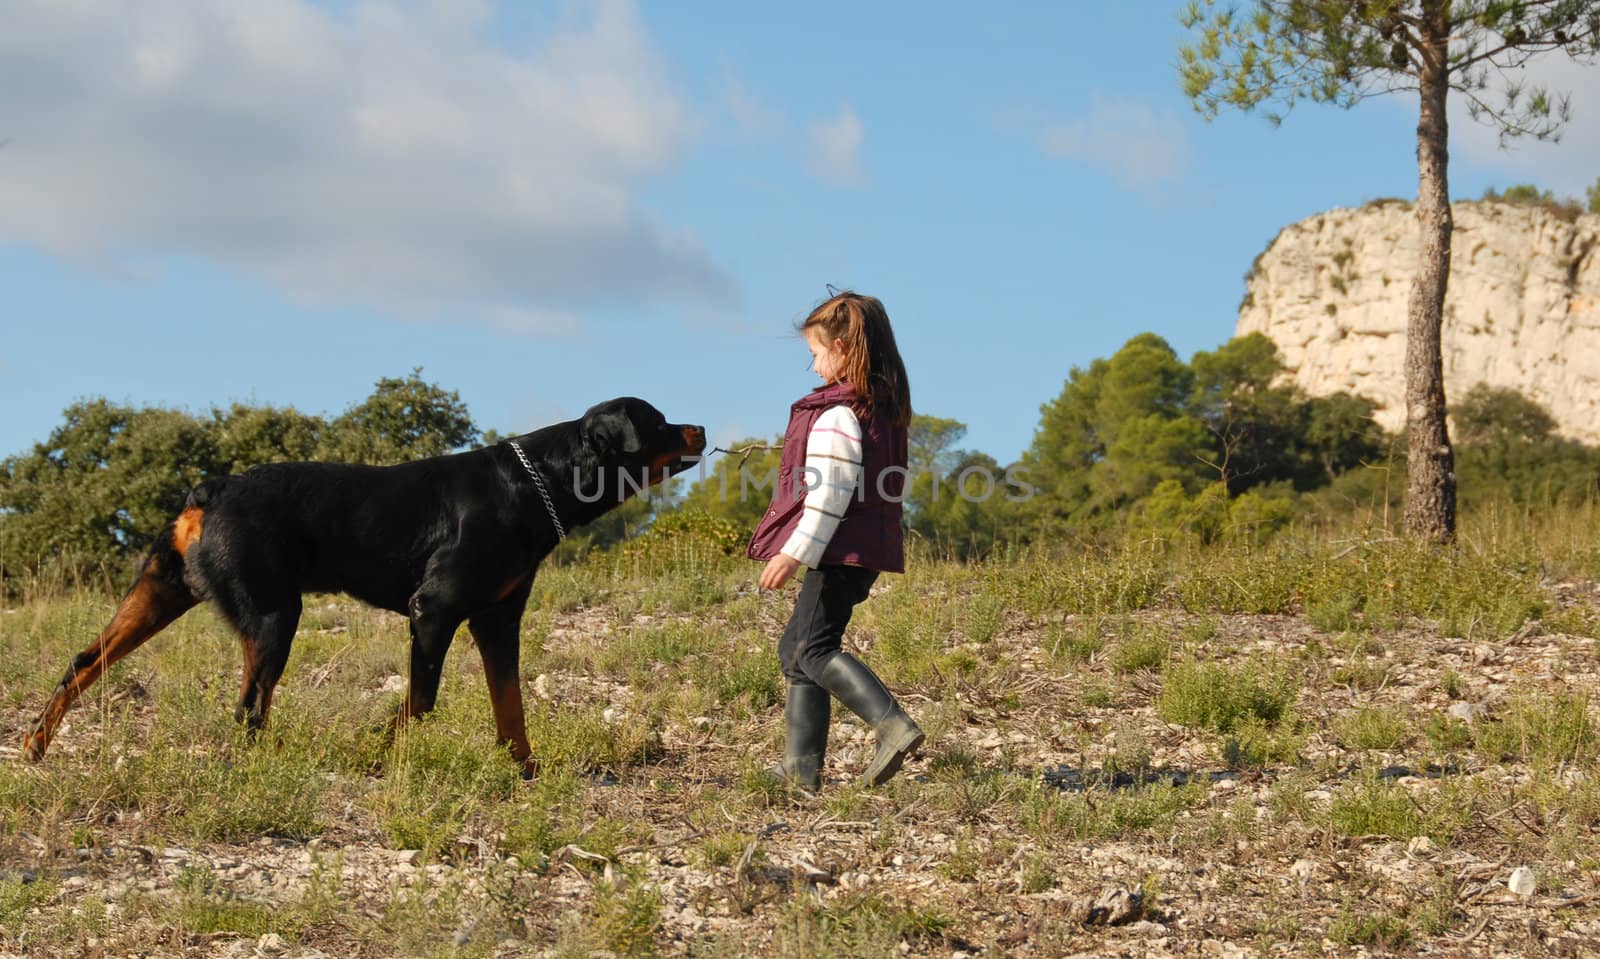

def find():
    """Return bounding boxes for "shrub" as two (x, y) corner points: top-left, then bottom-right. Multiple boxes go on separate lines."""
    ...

(1479, 184), (1585, 221)
(1327, 773), (1477, 842)
(1003, 545), (1167, 617)
(1110, 623), (1172, 674)
(1300, 541), (1544, 638)
(1327, 774), (1422, 838)
(620, 508), (746, 558)
(959, 593), (1008, 644)
(1175, 544), (1307, 613)
(1042, 617), (1104, 666)
(708, 642), (781, 711)
(1023, 780), (1206, 840)
(1333, 706), (1412, 752)
(1157, 658), (1299, 732)
(1474, 692), (1596, 769)
(588, 874), (664, 958)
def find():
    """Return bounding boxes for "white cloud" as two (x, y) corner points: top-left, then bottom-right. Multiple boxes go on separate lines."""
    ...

(1447, 54), (1600, 198)
(810, 105), (865, 186)
(479, 305), (585, 338)
(0, 0), (736, 330)
(723, 65), (784, 138)
(1038, 94), (1188, 189)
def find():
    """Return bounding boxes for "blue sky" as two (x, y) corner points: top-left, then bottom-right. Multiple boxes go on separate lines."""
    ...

(3, 1), (1597, 468)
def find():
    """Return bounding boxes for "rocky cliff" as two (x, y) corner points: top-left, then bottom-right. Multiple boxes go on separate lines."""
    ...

(1235, 201), (1600, 444)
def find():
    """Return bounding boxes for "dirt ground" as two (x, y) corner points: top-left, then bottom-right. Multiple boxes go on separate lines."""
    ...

(2, 569), (1599, 958)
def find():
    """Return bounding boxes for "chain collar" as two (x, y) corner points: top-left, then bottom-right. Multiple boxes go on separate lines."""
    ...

(505, 440), (567, 541)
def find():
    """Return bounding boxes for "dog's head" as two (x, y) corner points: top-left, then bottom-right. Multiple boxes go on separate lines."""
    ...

(578, 397), (706, 489)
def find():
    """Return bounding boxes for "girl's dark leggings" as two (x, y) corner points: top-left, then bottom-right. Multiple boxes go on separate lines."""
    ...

(778, 564), (879, 687)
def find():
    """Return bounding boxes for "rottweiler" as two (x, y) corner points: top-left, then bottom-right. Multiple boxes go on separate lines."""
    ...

(23, 397), (706, 777)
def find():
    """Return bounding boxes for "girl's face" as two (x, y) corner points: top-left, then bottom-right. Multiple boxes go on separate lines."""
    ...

(805, 326), (848, 383)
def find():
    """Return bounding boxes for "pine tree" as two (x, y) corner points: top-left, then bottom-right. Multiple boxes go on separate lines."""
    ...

(1180, 0), (1600, 541)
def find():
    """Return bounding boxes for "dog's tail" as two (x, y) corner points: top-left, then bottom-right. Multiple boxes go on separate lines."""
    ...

(22, 505), (204, 762)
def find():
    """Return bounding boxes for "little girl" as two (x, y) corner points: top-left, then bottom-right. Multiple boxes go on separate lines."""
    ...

(746, 290), (923, 790)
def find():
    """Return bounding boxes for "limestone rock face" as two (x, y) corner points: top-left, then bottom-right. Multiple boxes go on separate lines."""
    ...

(1235, 201), (1600, 444)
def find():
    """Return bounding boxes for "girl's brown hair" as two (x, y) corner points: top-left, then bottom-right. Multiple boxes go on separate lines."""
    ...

(800, 290), (912, 427)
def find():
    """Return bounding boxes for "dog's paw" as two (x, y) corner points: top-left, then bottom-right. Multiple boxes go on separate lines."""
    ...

(21, 727), (49, 762)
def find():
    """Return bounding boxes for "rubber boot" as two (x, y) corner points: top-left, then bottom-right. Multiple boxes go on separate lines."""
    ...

(768, 683), (830, 791)
(815, 653), (924, 786)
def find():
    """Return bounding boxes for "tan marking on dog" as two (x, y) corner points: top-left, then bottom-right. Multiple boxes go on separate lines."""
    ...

(173, 507), (204, 558)
(495, 575), (529, 603)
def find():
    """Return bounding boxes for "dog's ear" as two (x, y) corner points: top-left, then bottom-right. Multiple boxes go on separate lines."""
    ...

(582, 409), (642, 456)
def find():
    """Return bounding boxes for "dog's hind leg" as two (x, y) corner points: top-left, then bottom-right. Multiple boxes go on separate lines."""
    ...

(468, 594), (536, 778)
(232, 599), (302, 732)
(23, 511), (202, 761)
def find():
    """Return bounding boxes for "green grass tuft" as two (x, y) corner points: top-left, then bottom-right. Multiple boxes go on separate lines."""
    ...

(1332, 706), (1412, 752)
(1474, 691), (1596, 769)
(1157, 658), (1298, 732)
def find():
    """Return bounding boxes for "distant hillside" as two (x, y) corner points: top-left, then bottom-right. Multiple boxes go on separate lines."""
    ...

(1236, 200), (1600, 444)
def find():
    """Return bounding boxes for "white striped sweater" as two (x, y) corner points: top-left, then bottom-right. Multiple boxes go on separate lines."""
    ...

(779, 404), (864, 568)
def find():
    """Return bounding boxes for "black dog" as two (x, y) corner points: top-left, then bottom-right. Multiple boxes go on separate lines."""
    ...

(24, 397), (705, 776)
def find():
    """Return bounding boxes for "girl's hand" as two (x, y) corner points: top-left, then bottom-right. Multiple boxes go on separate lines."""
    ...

(759, 554), (802, 591)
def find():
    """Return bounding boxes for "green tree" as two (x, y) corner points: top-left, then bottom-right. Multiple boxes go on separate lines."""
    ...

(903, 413), (974, 529)
(210, 403), (325, 474)
(0, 401), (219, 580)
(1451, 384), (1600, 506)
(1190, 333), (1302, 492)
(1301, 391), (1387, 483)
(1589, 175), (1600, 212)
(1, 373), (482, 586)
(1181, 0), (1600, 542)
(1483, 182), (1556, 204)
(1188, 335), (1387, 491)
(317, 368), (479, 465)
(676, 437), (784, 532)
(1023, 334), (1212, 529)
(1019, 356), (1106, 535)
(1093, 333), (1195, 442)
(1453, 382), (1558, 444)
(908, 415), (968, 483)
(1087, 336), (1210, 510)
(908, 450), (1022, 558)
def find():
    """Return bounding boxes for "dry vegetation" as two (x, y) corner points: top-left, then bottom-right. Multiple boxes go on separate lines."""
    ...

(3, 507), (1600, 958)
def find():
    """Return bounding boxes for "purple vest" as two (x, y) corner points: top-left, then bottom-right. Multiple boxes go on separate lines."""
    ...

(746, 380), (907, 573)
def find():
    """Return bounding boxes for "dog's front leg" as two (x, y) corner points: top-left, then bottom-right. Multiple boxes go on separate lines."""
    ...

(397, 587), (462, 725)
(468, 600), (537, 780)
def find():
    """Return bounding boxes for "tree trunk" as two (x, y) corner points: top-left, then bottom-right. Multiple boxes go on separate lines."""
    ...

(1402, 24), (1457, 543)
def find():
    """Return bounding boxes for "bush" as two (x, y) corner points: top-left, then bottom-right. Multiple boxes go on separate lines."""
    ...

(1480, 183), (1585, 221)
(1110, 622), (1172, 674)
(1042, 617), (1104, 665)
(1333, 706), (1412, 752)
(1157, 658), (1299, 732)
(1001, 545), (1167, 617)
(624, 508), (746, 557)
(1174, 543), (1308, 613)
(1327, 774), (1422, 838)
(1474, 692), (1596, 769)
(587, 874), (664, 957)
(1299, 541), (1545, 638)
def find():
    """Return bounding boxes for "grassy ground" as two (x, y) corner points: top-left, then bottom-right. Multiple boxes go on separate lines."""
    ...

(2, 507), (1599, 957)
